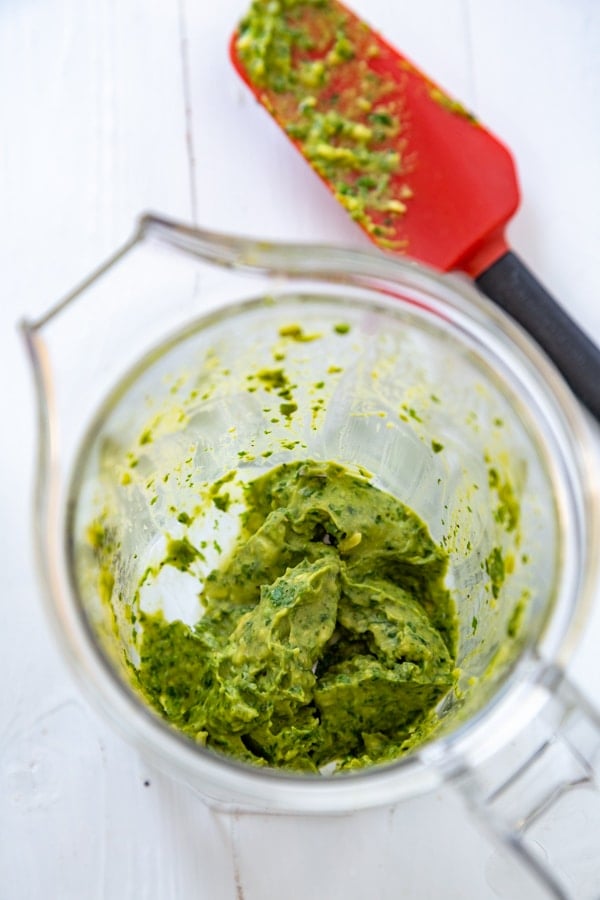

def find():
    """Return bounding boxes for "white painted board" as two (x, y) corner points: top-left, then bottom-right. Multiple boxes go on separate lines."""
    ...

(1, 1), (599, 897)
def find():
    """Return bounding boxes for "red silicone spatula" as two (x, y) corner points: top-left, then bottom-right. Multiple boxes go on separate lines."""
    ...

(231, 0), (600, 420)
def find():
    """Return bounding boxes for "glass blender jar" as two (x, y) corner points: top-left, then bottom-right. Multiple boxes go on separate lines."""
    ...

(22, 214), (600, 899)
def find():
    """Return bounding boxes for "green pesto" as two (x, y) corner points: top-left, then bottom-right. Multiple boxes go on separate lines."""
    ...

(235, 0), (410, 247)
(278, 323), (322, 342)
(212, 494), (231, 512)
(507, 592), (529, 638)
(279, 401), (298, 418)
(487, 465), (520, 534)
(136, 460), (458, 772)
(428, 87), (478, 124)
(162, 537), (204, 572)
(254, 367), (289, 391)
(485, 546), (505, 599)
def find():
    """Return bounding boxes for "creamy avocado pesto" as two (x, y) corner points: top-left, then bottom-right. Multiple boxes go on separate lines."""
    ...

(136, 460), (458, 772)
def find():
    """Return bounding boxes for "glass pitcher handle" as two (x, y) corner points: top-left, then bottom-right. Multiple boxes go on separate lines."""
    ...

(450, 665), (600, 899)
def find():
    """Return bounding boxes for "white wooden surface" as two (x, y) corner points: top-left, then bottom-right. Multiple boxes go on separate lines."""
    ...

(1, 1), (599, 897)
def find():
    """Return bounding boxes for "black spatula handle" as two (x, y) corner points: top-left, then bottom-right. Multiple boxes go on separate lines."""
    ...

(476, 251), (600, 421)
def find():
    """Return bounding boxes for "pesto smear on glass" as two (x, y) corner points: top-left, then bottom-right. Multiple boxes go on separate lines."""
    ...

(136, 460), (458, 772)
